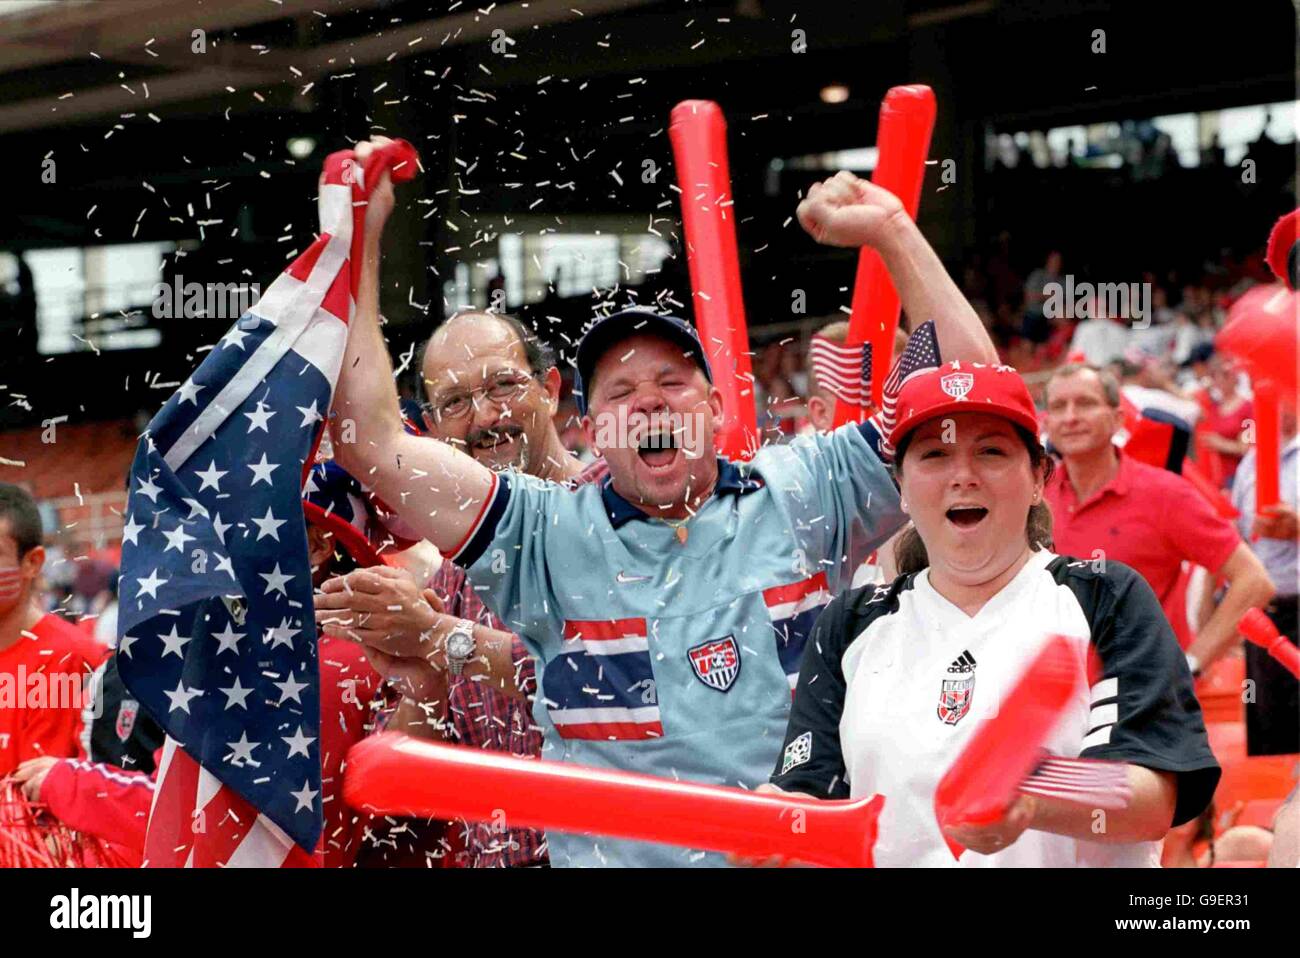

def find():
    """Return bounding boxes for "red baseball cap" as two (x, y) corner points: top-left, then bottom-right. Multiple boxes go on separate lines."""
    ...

(887, 361), (1040, 454)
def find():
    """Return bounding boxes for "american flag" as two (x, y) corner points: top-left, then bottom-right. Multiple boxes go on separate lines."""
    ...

(117, 141), (416, 867)
(872, 319), (941, 461)
(808, 336), (873, 408)
(1020, 756), (1132, 810)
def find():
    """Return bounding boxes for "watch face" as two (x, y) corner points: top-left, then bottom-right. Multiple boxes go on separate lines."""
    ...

(447, 630), (475, 659)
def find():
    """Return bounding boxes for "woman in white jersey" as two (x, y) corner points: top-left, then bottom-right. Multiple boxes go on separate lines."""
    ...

(769, 361), (1219, 867)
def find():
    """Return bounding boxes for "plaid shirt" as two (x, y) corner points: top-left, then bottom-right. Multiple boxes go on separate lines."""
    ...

(430, 457), (607, 867)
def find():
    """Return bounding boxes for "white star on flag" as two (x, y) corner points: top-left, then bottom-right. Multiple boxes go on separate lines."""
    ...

(177, 379), (204, 405)
(136, 475), (163, 503)
(194, 460), (227, 492)
(135, 568), (168, 600)
(182, 497), (210, 520)
(266, 618), (300, 650)
(274, 671), (308, 705)
(259, 563), (293, 596)
(162, 524), (195, 554)
(121, 514), (144, 547)
(158, 624), (192, 659)
(211, 621), (245, 655)
(244, 401), (276, 434)
(164, 680), (203, 715)
(225, 732), (261, 768)
(247, 453), (279, 487)
(220, 677), (254, 711)
(220, 325), (249, 351)
(296, 400), (323, 427)
(290, 781), (319, 813)
(252, 506), (287, 542)
(282, 726), (316, 759)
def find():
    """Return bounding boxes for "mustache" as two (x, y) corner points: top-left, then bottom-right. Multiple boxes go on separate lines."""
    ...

(465, 422), (525, 447)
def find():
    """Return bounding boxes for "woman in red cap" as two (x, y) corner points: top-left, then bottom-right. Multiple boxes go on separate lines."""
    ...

(767, 361), (1220, 867)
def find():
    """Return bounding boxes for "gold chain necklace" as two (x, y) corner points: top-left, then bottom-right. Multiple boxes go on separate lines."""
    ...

(658, 514), (693, 545)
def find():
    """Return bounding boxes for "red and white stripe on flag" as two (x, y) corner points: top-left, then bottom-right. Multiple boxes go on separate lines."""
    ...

(808, 335), (871, 407)
(145, 738), (320, 868)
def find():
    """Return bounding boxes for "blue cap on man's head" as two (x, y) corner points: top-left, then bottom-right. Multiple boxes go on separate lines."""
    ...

(572, 309), (713, 416)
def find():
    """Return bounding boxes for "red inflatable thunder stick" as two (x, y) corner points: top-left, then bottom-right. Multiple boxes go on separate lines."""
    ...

(669, 100), (760, 460)
(345, 733), (886, 867)
(934, 635), (1082, 860)
(1239, 608), (1300, 680)
(1252, 378), (1281, 514)
(832, 84), (937, 428)
(1218, 284), (1298, 403)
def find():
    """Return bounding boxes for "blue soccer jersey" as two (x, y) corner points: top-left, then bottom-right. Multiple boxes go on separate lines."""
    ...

(451, 421), (904, 866)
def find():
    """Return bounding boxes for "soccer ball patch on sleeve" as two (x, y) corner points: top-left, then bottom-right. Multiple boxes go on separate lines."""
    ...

(781, 731), (812, 774)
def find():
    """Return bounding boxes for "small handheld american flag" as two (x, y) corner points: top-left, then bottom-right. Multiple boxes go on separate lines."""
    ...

(872, 319), (941, 461)
(808, 336), (874, 410)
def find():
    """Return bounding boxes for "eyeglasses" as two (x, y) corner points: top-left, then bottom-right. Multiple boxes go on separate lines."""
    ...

(425, 371), (539, 422)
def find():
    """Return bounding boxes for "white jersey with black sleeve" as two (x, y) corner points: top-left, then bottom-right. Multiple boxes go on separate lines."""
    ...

(770, 549), (1220, 868)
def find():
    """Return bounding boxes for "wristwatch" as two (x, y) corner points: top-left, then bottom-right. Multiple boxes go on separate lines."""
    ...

(444, 621), (477, 677)
(1185, 652), (1202, 679)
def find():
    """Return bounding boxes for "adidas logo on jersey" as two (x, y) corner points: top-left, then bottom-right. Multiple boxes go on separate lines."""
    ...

(947, 650), (977, 674)
(938, 650), (976, 725)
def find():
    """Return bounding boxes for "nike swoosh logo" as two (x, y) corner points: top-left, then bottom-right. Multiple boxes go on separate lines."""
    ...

(616, 571), (650, 584)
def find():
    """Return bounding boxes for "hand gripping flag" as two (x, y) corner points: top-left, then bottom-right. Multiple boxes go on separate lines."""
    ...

(117, 139), (418, 867)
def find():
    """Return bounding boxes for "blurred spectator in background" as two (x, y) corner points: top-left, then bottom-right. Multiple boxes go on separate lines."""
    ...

(1229, 405), (1298, 756)
(1197, 355), (1254, 484)
(1172, 287), (1219, 367)
(758, 374), (800, 441)
(1129, 285), (1178, 359)
(1200, 133), (1225, 168)
(1120, 355), (1203, 428)
(1177, 341), (1216, 391)
(1022, 250), (1063, 345)
(986, 230), (1022, 315)
(1067, 293), (1130, 366)
(0, 482), (108, 777)
(779, 340), (809, 399)
(1042, 366), (1275, 659)
(554, 395), (593, 462)
(90, 571), (119, 649)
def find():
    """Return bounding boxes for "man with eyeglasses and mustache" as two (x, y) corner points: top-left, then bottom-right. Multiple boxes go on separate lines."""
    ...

(318, 309), (606, 867)
(326, 137), (998, 866)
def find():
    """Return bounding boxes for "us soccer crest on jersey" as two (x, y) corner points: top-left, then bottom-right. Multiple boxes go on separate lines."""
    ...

(115, 699), (140, 742)
(937, 650), (977, 725)
(688, 635), (741, 692)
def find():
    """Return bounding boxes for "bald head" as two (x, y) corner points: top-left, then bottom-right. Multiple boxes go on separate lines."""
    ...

(419, 311), (563, 474)
(421, 311), (554, 388)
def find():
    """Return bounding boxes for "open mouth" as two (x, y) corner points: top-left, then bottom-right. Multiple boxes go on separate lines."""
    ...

(470, 427), (522, 452)
(637, 431), (681, 469)
(945, 505), (989, 529)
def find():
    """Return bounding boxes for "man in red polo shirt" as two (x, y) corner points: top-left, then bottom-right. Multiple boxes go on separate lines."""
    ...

(0, 483), (107, 777)
(1043, 365), (1275, 674)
